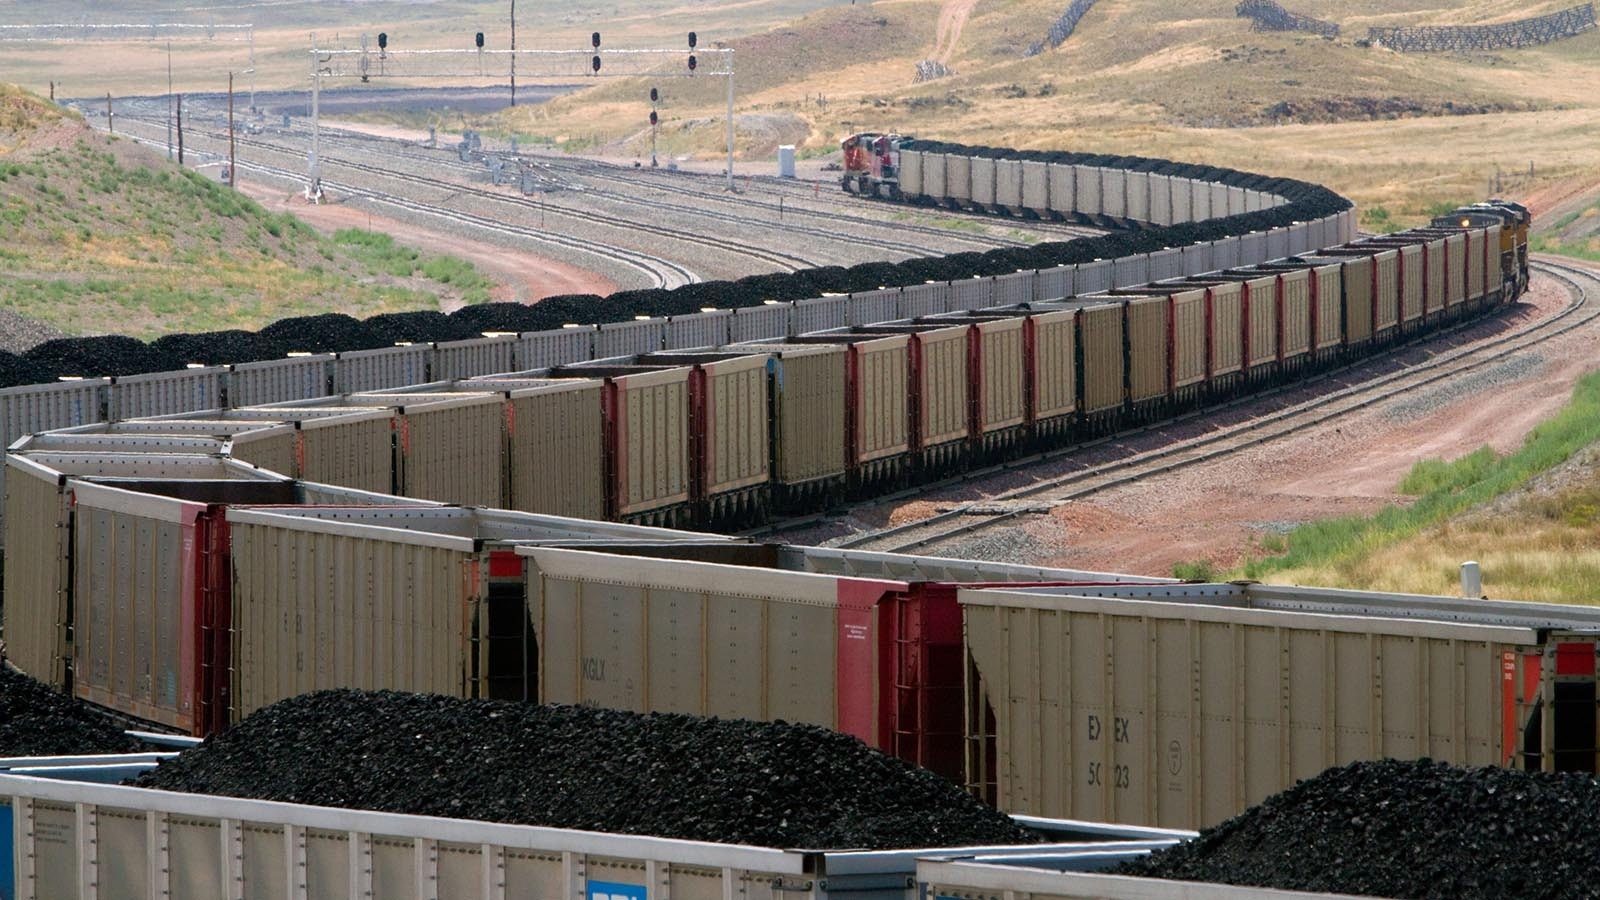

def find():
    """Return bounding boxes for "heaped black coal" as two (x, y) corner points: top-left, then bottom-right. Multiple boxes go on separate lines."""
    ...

(152, 330), (270, 366)
(24, 336), (180, 378)
(135, 690), (1040, 850)
(1118, 758), (1600, 899)
(0, 667), (141, 756)
(256, 314), (387, 356)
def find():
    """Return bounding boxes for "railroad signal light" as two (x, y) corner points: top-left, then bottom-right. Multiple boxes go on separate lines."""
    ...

(650, 87), (659, 103)
(649, 110), (658, 125)
(687, 54), (697, 72)
(592, 55), (602, 73)
(377, 32), (387, 50)
(475, 31), (484, 49)
(688, 31), (697, 49)
(592, 31), (601, 48)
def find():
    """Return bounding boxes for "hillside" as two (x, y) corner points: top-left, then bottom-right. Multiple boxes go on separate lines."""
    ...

(491, 0), (1600, 226)
(0, 85), (491, 342)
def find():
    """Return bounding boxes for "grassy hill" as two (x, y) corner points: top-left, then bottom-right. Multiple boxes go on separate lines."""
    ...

(0, 85), (490, 341)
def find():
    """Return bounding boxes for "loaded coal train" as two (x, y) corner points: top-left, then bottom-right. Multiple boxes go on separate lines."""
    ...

(0, 141), (1550, 836)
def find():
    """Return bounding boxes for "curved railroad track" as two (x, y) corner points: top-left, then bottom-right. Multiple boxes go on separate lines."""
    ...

(767, 258), (1596, 554)
(111, 111), (823, 282)
(105, 115), (701, 289)
(311, 122), (1101, 251)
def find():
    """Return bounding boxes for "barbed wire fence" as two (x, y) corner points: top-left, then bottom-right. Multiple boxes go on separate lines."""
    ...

(1024, 0), (1102, 56)
(1234, 0), (1340, 38)
(1368, 3), (1595, 51)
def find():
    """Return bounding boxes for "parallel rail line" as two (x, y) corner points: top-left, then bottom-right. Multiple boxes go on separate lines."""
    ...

(764, 258), (1594, 553)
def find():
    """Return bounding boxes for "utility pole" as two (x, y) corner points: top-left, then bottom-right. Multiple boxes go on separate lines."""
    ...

(509, 0), (517, 107)
(228, 72), (237, 190)
(166, 42), (173, 160)
(106, 93), (113, 134)
(175, 94), (183, 163)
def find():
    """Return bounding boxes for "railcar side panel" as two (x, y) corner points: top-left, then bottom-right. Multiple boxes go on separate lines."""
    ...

(610, 368), (693, 518)
(227, 516), (473, 725)
(853, 336), (912, 464)
(2, 457), (72, 688)
(297, 412), (396, 496)
(699, 354), (772, 497)
(509, 381), (606, 520)
(977, 318), (1028, 433)
(1030, 310), (1078, 422)
(1171, 289), (1207, 389)
(1244, 275), (1279, 370)
(1126, 297), (1169, 404)
(1278, 269), (1312, 360)
(915, 326), (973, 449)
(1077, 304), (1125, 415)
(1208, 282), (1244, 377)
(1399, 244), (1424, 325)
(1374, 250), (1400, 334)
(1021, 160), (1050, 216)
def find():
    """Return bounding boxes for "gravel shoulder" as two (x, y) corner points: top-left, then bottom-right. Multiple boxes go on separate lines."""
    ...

(783, 270), (1594, 578)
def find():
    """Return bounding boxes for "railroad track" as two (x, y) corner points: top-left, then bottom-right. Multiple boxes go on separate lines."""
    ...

(763, 258), (1596, 554)
(313, 122), (1100, 251)
(110, 111), (824, 281)
(104, 115), (701, 289)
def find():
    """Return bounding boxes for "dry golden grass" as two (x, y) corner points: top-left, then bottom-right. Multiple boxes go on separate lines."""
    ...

(1268, 508), (1600, 605)
(5, 1), (1595, 221)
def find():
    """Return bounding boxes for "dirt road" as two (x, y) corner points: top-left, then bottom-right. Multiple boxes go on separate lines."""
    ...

(933, 0), (980, 63)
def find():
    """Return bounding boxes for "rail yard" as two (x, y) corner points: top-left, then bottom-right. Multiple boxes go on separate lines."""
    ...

(0, 52), (1596, 900)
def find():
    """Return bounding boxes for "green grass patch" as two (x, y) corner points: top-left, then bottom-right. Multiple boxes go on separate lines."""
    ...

(1172, 560), (1221, 581)
(1241, 371), (1600, 579)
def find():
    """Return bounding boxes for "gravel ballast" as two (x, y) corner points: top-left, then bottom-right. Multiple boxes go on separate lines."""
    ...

(1118, 758), (1600, 898)
(0, 667), (140, 756)
(135, 690), (1040, 850)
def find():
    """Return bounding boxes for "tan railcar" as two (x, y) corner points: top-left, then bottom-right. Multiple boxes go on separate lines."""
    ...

(1076, 303), (1124, 417)
(352, 392), (507, 508)
(1029, 309), (1078, 429)
(1124, 297), (1168, 404)
(959, 583), (1600, 831)
(1276, 269), (1312, 360)
(1373, 249), (1401, 335)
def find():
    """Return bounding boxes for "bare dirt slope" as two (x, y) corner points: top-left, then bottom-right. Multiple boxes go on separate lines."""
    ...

(868, 271), (1593, 578)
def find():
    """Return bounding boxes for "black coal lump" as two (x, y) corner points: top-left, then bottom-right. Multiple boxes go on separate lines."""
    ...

(134, 690), (1041, 850)
(447, 302), (553, 335)
(0, 667), (141, 755)
(1117, 758), (1600, 899)
(364, 311), (476, 344)
(24, 336), (180, 378)
(257, 314), (387, 355)
(0, 351), (63, 388)
(152, 330), (270, 366)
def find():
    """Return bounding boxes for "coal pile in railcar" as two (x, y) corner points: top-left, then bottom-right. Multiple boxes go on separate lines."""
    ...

(134, 690), (1040, 850)
(151, 330), (270, 366)
(0, 667), (141, 756)
(24, 336), (181, 378)
(257, 313), (387, 355)
(447, 301), (557, 334)
(0, 351), (64, 389)
(364, 310), (476, 344)
(1117, 758), (1600, 899)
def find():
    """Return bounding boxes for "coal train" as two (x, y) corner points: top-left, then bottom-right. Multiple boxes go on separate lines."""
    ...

(0, 140), (1541, 832)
